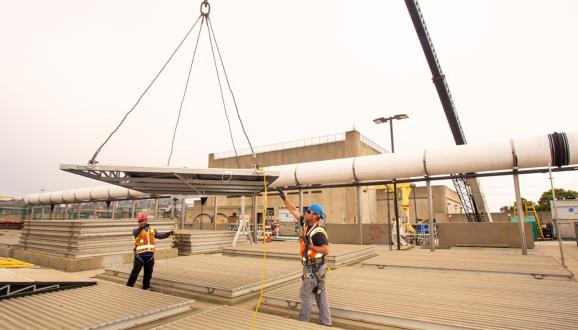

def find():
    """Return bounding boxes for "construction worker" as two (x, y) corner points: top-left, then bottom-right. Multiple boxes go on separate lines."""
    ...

(276, 188), (332, 326)
(126, 213), (174, 290)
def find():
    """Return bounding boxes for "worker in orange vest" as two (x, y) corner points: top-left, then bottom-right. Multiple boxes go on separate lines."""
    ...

(277, 188), (331, 326)
(126, 213), (174, 290)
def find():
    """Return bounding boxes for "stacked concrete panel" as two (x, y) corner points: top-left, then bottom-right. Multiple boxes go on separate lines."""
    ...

(222, 242), (377, 268)
(174, 230), (249, 255)
(0, 229), (21, 258)
(362, 251), (573, 280)
(19, 219), (174, 258)
(97, 254), (302, 304)
(262, 267), (578, 330)
(0, 281), (194, 329)
(13, 219), (178, 271)
(153, 305), (341, 329)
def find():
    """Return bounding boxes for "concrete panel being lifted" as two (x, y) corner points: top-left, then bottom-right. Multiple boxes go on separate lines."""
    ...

(262, 267), (578, 330)
(97, 254), (302, 304)
(222, 241), (377, 268)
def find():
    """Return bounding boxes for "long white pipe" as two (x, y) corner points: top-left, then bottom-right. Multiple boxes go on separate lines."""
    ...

(266, 131), (578, 187)
(26, 131), (577, 205)
(25, 185), (148, 205)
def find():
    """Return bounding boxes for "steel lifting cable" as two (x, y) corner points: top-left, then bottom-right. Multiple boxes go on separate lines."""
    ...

(207, 16), (258, 166)
(90, 0), (258, 171)
(89, 14), (203, 165)
(167, 15), (207, 166)
(206, 15), (241, 169)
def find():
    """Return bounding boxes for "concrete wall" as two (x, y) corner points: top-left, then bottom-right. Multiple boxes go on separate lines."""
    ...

(435, 212), (554, 225)
(204, 130), (464, 226)
(325, 224), (391, 245)
(437, 223), (535, 249)
(209, 131), (368, 168)
(374, 186), (462, 224)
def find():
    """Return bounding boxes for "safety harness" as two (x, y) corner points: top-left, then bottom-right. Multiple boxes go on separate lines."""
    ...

(300, 222), (328, 294)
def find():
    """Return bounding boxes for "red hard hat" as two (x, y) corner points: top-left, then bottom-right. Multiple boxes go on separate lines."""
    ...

(137, 213), (148, 222)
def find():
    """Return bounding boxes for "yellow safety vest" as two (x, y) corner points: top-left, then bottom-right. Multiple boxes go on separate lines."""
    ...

(300, 223), (328, 262)
(135, 227), (156, 254)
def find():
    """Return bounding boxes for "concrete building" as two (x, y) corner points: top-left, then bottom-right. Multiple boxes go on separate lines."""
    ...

(184, 130), (464, 233)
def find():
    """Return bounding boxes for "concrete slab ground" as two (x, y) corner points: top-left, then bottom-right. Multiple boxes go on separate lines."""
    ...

(535, 241), (578, 277)
(96, 254), (302, 304)
(0, 281), (195, 329)
(11, 243), (578, 330)
(362, 248), (573, 280)
(222, 241), (377, 268)
(12, 247), (178, 272)
(262, 266), (578, 330)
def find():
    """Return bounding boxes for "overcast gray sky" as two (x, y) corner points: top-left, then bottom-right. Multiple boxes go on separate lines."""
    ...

(1, 0), (577, 211)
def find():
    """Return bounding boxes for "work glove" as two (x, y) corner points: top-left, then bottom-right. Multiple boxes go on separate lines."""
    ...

(276, 188), (287, 201)
(169, 230), (175, 236)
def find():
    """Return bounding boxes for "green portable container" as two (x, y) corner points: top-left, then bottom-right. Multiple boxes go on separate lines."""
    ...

(511, 216), (538, 240)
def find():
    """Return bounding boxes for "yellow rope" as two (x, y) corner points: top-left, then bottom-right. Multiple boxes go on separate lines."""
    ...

(251, 169), (268, 329)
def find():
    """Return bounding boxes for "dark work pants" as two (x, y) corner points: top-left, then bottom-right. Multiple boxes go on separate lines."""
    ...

(126, 254), (155, 289)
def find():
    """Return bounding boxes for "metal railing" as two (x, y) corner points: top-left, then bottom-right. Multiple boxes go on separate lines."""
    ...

(360, 135), (388, 154)
(213, 132), (347, 160)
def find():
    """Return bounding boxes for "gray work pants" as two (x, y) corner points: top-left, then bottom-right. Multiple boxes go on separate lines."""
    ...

(299, 263), (332, 326)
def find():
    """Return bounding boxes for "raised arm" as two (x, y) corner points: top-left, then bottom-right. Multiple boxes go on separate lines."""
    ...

(276, 188), (302, 220)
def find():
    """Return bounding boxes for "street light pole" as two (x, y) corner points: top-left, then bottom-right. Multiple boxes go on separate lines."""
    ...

(374, 114), (408, 251)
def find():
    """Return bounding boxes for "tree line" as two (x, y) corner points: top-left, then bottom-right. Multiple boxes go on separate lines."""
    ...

(500, 188), (578, 213)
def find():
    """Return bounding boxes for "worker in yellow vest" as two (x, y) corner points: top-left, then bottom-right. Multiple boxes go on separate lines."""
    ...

(277, 188), (332, 326)
(126, 213), (174, 290)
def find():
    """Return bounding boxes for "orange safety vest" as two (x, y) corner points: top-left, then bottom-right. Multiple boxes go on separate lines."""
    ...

(135, 227), (156, 254)
(300, 223), (328, 262)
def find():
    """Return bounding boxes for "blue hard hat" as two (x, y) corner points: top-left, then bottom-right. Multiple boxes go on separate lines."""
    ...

(307, 204), (325, 219)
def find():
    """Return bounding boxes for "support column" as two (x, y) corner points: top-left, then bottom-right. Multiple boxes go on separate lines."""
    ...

(513, 171), (528, 255)
(252, 196), (258, 242)
(154, 198), (159, 220)
(30, 206), (35, 220)
(357, 185), (363, 245)
(50, 204), (56, 220)
(549, 165), (566, 268)
(93, 202), (98, 219)
(131, 200), (137, 219)
(213, 196), (218, 230)
(386, 186), (392, 251)
(393, 181), (401, 250)
(111, 201), (117, 219)
(41, 206), (45, 220)
(299, 189), (304, 214)
(76, 204), (81, 219)
(427, 178), (435, 252)
(181, 198), (186, 229)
